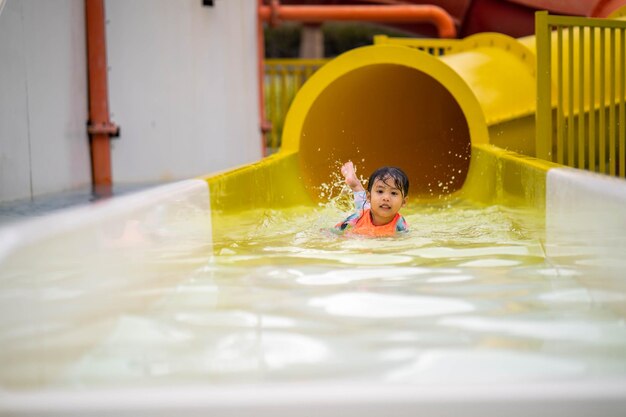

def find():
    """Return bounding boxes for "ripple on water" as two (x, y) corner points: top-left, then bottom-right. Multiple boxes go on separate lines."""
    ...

(439, 316), (626, 344)
(296, 267), (429, 286)
(384, 349), (585, 384)
(458, 259), (521, 267)
(426, 274), (475, 283)
(403, 245), (531, 259)
(539, 288), (626, 304)
(309, 292), (475, 318)
(208, 332), (330, 371)
(537, 267), (582, 277)
(263, 246), (413, 265)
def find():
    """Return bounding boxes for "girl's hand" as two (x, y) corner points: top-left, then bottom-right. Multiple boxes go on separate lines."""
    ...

(341, 161), (365, 192)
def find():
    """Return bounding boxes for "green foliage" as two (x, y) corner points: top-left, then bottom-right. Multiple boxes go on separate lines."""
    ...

(264, 22), (410, 58)
(264, 23), (302, 58)
(323, 22), (409, 57)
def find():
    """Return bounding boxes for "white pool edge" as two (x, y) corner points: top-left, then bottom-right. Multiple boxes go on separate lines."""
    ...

(546, 167), (626, 264)
(2, 379), (626, 416)
(0, 179), (212, 263)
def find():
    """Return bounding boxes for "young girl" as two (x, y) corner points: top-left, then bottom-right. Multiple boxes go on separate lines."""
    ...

(334, 161), (409, 236)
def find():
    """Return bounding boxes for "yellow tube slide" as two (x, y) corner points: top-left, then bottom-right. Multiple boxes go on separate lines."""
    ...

(280, 33), (537, 202)
(204, 27), (620, 212)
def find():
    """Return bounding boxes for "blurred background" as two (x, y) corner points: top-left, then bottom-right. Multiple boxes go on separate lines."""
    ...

(1, 0), (623, 221)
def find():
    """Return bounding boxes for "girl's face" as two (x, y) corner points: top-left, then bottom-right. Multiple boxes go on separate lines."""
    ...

(367, 176), (406, 225)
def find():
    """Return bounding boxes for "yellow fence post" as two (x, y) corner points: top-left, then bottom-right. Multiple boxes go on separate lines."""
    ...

(534, 12), (626, 177)
(535, 11), (552, 161)
(264, 59), (329, 151)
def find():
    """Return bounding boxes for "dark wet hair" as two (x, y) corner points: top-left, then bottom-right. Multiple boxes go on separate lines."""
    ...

(367, 166), (409, 197)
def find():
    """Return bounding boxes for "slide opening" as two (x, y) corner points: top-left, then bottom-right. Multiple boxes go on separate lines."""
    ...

(298, 63), (471, 201)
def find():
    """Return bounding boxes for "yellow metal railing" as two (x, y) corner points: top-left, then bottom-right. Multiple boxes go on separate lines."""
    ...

(536, 11), (626, 177)
(373, 34), (460, 56)
(264, 59), (328, 150)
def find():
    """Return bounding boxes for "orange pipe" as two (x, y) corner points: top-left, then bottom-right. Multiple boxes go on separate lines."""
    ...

(259, 3), (457, 38)
(85, 0), (116, 193)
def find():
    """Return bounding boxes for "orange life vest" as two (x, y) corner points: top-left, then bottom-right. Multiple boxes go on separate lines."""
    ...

(350, 209), (401, 237)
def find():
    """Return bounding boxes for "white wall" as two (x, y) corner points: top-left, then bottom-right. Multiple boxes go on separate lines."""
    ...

(0, 0), (261, 203)
(0, 0), (91, 202)
(105, 0), (262, 183)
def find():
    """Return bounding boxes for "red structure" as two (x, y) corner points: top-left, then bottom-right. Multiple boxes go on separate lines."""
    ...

(271, 0), (626, 37)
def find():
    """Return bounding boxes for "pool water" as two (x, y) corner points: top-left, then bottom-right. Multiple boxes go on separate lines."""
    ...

(1, 196), (626, 390)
